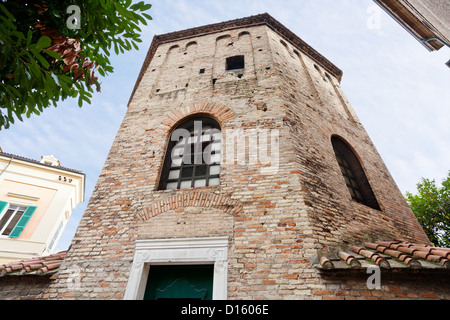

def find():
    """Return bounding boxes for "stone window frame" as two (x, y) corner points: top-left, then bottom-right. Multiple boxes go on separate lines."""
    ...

(124, 237), (229, 300)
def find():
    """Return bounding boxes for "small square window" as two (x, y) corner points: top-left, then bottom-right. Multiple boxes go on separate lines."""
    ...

(199, 68), (205, 74)
(226, 55), (245, 71)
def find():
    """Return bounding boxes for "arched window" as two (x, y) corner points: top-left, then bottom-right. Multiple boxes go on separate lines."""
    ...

(159, 117), (221, 190)
(331, 136), (380, 210)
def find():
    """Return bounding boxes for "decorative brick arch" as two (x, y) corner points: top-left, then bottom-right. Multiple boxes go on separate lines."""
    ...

(157, 101), (236, 132)
(319, 123), (358, 148)
(137, 191), (243, 222)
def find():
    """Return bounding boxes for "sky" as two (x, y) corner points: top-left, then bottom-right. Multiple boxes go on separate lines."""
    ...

(1, 0), (449, 252)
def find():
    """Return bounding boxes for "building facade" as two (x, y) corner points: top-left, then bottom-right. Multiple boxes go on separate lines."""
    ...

(374, 0), (450, 51)
(0, 14), (448, 300)
(0, 151), (85, 264)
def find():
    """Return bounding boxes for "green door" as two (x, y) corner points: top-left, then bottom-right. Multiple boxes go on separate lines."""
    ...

(144, 265), (214, 300)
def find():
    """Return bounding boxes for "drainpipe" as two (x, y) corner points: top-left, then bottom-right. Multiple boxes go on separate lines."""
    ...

(373, 1), (450, 67)
(420, 37), (450, 68)
(0, 155), (14, 177)
(420, 37), (450, 48)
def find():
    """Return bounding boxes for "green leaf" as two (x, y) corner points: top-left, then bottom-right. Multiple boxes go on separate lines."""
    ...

(42, 49), (62, 60)
(0, 4), (15, 22)
(142, 13), (153, 20)
(141, 3), (152, 11)
(78, 95), (83, 107)
(0, 0), (152, 130)
(130, 3), (142, 11)
(26, 29), (33, 46)
(10, 31), (25, 44)
(8, 86), (21, 98)
(36, 36), (51, 49)
(124, 0), (132, 8)
(51, 10), (61, 19)
(31, 50), (50, 69)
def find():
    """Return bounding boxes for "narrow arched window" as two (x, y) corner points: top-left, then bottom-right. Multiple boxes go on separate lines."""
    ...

(159, 117), (221, 190)
(331, 136), (380, 210)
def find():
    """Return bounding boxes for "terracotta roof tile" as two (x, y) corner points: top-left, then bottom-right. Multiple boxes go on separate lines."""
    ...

(320, 256), (335, 269)
(0, 251), (66, 277)
(337, 251), (361, 268)
(315, 241), (450, 272)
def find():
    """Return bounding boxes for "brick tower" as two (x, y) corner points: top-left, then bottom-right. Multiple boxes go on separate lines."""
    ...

(46, 14), (449, 300)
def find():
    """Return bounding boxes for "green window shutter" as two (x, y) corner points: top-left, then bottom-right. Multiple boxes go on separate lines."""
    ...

(0, 201), (8, 214)
(9, 206), (37, 238)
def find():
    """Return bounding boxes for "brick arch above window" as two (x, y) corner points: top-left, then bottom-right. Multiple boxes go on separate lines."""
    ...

(137, 191), (244, 222)
(238, 31), (250, 38)
(216, 34), (232, 42)
(157, 102), (237, 132)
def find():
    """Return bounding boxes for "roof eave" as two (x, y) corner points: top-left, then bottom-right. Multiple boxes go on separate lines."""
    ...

(373, 0), (447, 51)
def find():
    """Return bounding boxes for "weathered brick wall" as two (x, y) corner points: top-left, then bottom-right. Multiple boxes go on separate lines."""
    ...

(317, 270), (450, 300)
(266, 27), (429, 248)
(0, 276), (54, 300)
(22, 20), (431, 300)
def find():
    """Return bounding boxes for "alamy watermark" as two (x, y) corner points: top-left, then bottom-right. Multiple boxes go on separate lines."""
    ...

(66, 5), (81, 30)
(66, 264), (82, 290)
(367, 4), (382, 30)
(170, 121), (279, 175)
(366, 265), (381, 290)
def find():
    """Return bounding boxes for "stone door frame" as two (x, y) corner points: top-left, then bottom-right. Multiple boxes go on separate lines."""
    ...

(124, 237), (228, 300)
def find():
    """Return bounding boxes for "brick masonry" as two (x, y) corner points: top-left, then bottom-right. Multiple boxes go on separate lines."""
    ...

(2, 14), (447, 300)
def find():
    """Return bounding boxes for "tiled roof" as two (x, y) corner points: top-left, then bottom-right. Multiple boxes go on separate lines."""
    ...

(0, 251), (67, 277)
(0, 151), (83, 174)
(316, 241), (450, 271)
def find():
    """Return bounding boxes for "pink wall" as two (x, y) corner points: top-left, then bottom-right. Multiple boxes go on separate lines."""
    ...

(1, 180), (57, 240)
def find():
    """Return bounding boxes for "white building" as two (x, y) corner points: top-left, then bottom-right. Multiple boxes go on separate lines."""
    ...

(0, 150), (85, 264)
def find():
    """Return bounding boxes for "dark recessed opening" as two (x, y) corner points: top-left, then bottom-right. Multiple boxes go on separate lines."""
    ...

(331, 136), (381, 211)
(199, 68), (205, 74)
(226, 55), (245, 71)
(212, 78), (217, 85)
